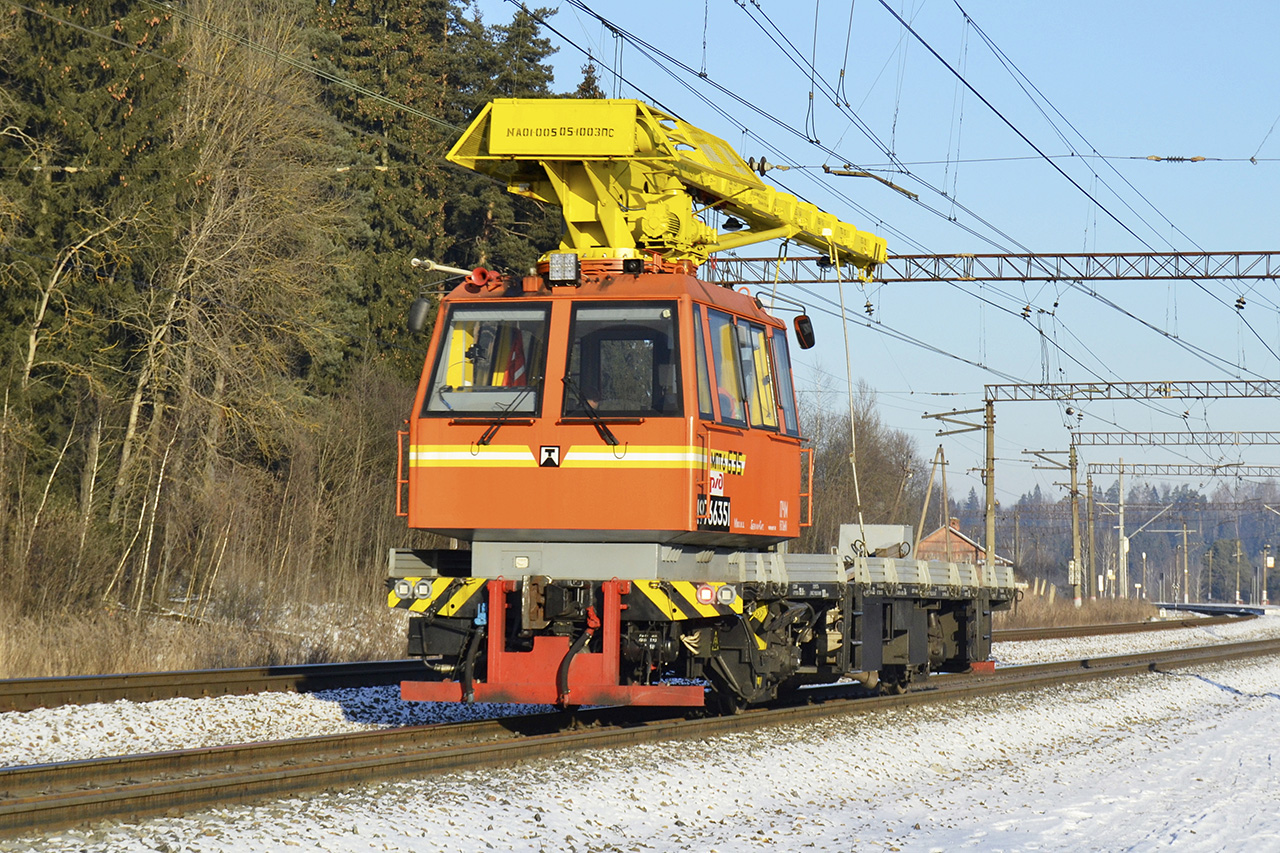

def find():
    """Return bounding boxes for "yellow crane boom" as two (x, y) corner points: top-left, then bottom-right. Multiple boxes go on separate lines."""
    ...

(447, 98), (887, 279)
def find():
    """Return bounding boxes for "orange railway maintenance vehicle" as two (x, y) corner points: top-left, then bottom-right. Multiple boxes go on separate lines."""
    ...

(388, 99), (1014, 711)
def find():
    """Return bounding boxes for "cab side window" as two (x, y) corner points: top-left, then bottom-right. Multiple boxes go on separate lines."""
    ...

(770, 330), (801, 436)
(692, 305), (714, 420)
(740, 322), (779, 431)
(707, 309), (747, 427)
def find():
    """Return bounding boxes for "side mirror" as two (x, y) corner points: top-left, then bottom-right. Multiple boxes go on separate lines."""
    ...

(407, 297), (432, 334)
(793, 314), (816, 349)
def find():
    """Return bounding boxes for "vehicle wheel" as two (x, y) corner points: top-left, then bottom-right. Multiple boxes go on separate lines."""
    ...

(879, 665), (908, 695)
(712, 688), (750, 715)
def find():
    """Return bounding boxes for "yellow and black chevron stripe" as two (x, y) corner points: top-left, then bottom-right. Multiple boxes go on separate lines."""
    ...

(745, 602), (770, 650)
(627, 580), (745, 621)
(387, 577), (487, 615)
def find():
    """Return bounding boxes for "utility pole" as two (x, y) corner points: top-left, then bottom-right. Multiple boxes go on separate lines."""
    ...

(985, 401), (996, 584)
(913, 446), (944, 556)
(1087, 474), (1096, 600)
(1022, 446), (1083, 606)
(1234, 540), (1243, 604)
(1260, 505), (1280, 605)
(922, 407), (992, 577)
(1070, 445), (1082, 607)
(1259, 545), (1269, 604)
(1117, 459), (1127, 598)
(1014, 511), (1021, 569)
(1182, 521), (1189, 604)
(1206, 548), (1213, 601)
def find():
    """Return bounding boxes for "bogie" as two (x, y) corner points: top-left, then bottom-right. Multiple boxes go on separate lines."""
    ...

(390, 564), (1011, 711)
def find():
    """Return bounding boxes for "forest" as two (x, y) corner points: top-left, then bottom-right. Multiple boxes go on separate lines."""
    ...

(2, 2), (1275, 677)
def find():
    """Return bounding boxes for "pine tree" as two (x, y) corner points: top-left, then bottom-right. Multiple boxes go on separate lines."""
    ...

(442, 6), (562, 279)
(575, 59), (606, 99)
(314, 0), (480, 377)
(0, 3), (191, 396)
(0, 3), (193, 605)
(313, 2), (564, 376)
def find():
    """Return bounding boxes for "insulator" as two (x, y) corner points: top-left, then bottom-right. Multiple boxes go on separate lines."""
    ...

(864, 300), (874, 316)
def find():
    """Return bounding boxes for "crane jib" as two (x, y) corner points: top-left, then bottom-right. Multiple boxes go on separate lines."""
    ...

(447, 98), (888, 274)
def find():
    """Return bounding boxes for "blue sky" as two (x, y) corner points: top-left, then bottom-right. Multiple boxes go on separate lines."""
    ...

(473, 0), (1280, 506)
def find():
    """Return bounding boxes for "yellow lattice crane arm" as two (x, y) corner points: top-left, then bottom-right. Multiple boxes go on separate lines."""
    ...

(447, 99), (888, 279)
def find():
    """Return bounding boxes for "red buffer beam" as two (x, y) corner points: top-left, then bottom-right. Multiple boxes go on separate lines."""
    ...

(705, 251), (1280, 285)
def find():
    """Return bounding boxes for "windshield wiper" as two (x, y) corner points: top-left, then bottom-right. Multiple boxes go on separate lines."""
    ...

(562, 374), (620, 446)
(476, 385), (536, 446)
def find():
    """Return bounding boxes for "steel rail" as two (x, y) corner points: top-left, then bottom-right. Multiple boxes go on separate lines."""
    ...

(1, 611), (1251, 711)
(3, 637), (1279, 838)
(0, 660), (425, 713)
(5, 612), (1222, 713)
(992, 612), (1248, 642)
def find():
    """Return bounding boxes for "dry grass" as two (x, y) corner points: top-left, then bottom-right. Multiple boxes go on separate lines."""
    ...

(0, 602), (407, 679)
(995, 590), (1159, 630)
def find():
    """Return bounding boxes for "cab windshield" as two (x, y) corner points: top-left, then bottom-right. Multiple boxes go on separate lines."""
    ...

(423, 305), (549, 415)
(563, 302), (682, 417)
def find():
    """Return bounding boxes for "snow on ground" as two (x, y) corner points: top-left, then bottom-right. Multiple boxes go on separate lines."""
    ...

(992, 609), (1280, 665)
(3, 614), (1280, 851)
(0, 688), (550, 768)
(8, 643), (1280, 851)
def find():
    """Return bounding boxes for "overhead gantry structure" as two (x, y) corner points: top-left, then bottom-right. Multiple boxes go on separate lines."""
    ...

(708, 251), (1280, 285)
(927, 380), (1280, 603)
(1071, 431), (1280, 447)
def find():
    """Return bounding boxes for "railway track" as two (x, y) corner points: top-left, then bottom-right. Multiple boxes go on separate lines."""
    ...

(991, 612), (1249, 642)
(1, 615), (1244, 713)
(0, 660), (424, 713)
(4, 636), (1279, 839)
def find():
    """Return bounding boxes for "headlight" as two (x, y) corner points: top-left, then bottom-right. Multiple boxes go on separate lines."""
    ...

(547, 251), (580, 284)
(394, 580), (412, 599)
